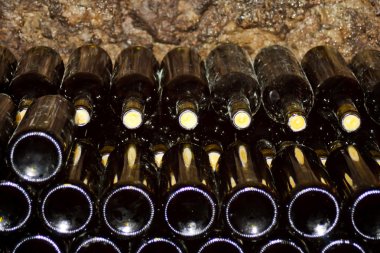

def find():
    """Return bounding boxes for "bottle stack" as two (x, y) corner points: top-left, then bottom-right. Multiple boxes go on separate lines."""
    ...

(0, 43), (379, 253)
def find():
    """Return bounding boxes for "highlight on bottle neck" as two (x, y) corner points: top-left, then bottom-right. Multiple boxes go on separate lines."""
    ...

(177, 99), (199, 130)
(73, 95), (93, 127)
(228, 96), (252, 130)
(13, 235), (62, 253)
(152, 144), (168, 169)
(336, 99), (361, 133)
(15, 98), (33, 125)
(121, 98), (144, 130)
(204, 143), (223, 173)
(284, 102), (307, 132)
(74, 237), (121, 253)
(0, 181), (32, 233)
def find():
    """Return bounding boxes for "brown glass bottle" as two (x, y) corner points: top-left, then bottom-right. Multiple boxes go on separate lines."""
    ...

(161, 47), (209, 131)
(350, 49), (380, 125)
(9, 46), (64, 125)
(220, 141), (279, 239)
(0, 46), (17, 93)
(160, 142), (218, 239)
(205, 43), (261, 130)
(302, 46), (363, 133)
(7, 95), (75, 183)
(61, 44), (112, 127)
(271, 143), (340, 238)
(101, 141), (157, 238)
(0, 94), (16, 160)
(326, 142), (380, 241)
(111, 46), (159, 130)
(39, 139), (102, 236)
(254, 45), (314, 132)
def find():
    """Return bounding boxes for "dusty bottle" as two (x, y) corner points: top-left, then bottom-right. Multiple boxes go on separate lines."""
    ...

(161, 47), (209, 131)
(220, 141), (279, 239)
(254, 45), (314, 132)
(302, 46), (363, 133)
(0, 46), (17, 93)
(7, 95), (75, 183)
(61, 44), (112, 127)
(111, 46), (159, 130)
(9, 46), (64, 125)
(205, 43), (261, 130)
(160, 142), (218, 239)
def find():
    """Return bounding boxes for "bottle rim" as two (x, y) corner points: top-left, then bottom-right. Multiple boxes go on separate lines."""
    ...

(164, 186), (217, 238)
(102, 185), (155, 237)
(288, 187), (340, 238)
(75, 237), (121, 253)
(259, 239), (305, 253)
(197, 237), (243, 253)
(9, 131), (63, 183)
(351, 189), (380, 240)
(136, 238), (183, 253)
(321, 239), (365, 253)
(13, 235), (61, 253)
(0, 181), (32, 233)
(225, 187), (278, 238)
(41, 184), (94, 235)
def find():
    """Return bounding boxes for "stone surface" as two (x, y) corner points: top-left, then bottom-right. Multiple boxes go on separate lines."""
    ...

(0, 0), (379, 63)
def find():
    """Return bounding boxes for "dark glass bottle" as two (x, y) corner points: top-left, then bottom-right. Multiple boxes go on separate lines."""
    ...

(135, 237), (186, 253)
(271, 143), (341, 238)
(111, 46), (159, 130)
(7, 95), (75, 183)
(301, 46), (363, 133)
(9, 46), (64, 125)
(101, 141), (157, 238)
(220, 141), (279, 239)
(254, 45), (314, 132)
(350, 49), (380, 125)
(205, 43), (261, 130)
(12, 234), (63, 253)
(72, 236), (122, 253)
(326, 142), (380, 241)
(0, 46), (17, 93)
(257, 233), (309, 253)
(321, 239), (366, 253)
(197, 237), (244, 253)
(161, 47), (209, 131)
(61, 44), (112, 127)
(160, 142), (218, 239)
(0, 94), (16, 161)
(39, 139), (102, 236)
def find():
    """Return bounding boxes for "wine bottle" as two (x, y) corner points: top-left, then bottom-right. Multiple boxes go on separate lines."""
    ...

(301, 46), (363, 133)
(7, 95), (75, 183)
(72, 236), (122, 253)
(350, 49), (380, 125)
(101, 141), (157, 238)
(39, 139), (102, 236)
(9, 46), (64, 124)
(197, 237), (244, 253)
(0, 94), (16, 162)
(160, 142), (218, 238)
(220, 141), (279, 239)
(321, 239), (366, 253)
(61, 44), (112, 127)
(0, 46), (17, 93)
(325, 142), (380, 241)
(271, 143), (340, 238)
(111, 46), (159, 130)
(135, 238), (187, 253)
(0, 181), (32, 234)
(12, 234), (63, 253)
(256, 233), (309, 253)
(254, 45), (314, 132)
(161, 47), (209, 131)
(205, 43), (261, 130)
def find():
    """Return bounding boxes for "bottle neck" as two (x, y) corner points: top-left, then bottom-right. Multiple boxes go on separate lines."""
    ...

(121, 97), (145, 130)
(74, 95), (93, 127)
(151, 143), (168, 169)
(335, 98), (361, 133)
(284, 101), (307, 132)
(204, 143), (223, 173)
(15, 98), (33, 125)
(228, 95), (252, 130)
(176, 99), (199, 130)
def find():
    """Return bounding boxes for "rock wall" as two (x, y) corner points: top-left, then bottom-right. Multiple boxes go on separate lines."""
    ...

(0, 0), (379, 63)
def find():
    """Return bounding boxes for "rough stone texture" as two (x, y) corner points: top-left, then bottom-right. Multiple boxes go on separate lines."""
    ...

(0, 0), (379, 64)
